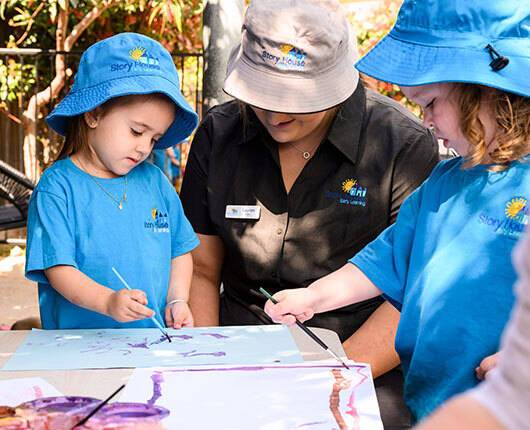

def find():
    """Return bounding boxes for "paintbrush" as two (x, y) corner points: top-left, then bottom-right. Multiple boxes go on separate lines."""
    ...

(259, 287), (350, 370)
(71, 384), (125, 428)
(111, 267), (172, 343)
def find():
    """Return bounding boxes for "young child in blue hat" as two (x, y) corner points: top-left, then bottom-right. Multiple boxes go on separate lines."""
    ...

(265, 0), (530, 423)
(25, 33), (200, 331)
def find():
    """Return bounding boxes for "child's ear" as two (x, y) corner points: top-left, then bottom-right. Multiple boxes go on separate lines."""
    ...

(84, 108), (102, 129)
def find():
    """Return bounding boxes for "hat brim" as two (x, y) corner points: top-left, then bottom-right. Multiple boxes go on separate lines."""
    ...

(223, 45), (360, 114)
(356, 34), (530, 98)
(46, 74), (198, 149)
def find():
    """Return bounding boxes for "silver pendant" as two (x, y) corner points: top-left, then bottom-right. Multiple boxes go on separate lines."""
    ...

(303, 151), (311, 159)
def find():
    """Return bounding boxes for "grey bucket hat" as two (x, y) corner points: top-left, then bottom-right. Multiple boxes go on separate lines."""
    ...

(223, 0), (359, 114)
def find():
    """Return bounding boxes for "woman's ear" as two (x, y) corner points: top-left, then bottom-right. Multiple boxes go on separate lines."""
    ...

(84, 108), (101, 129)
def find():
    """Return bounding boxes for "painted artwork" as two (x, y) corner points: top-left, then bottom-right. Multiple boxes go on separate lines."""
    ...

(2, 326), (303, 371)
(121, 363), (384, 430)
(0, 396), (169, 429)
(0, 378), (62, 407)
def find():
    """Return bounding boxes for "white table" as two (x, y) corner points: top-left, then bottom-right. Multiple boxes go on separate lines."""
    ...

(0, 327), (345, 398)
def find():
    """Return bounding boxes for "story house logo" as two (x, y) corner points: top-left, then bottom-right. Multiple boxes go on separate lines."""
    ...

(261, 43), (307, 71)
(110, 46), (161, 73)
(479, 196), (528, 239)
(144, 208), (169, 233)
(325, 178), (368, 207)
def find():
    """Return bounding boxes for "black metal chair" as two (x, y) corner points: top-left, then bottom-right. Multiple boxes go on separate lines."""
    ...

(0, 160), (35, 233)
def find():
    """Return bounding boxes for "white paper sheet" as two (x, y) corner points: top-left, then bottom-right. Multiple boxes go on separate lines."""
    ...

(0, 378), (62, 406)
(121, 362), (383, 430)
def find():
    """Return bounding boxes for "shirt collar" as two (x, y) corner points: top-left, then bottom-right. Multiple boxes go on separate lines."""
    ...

(240, 82), (366, 165)
(326, 82), (366, 164)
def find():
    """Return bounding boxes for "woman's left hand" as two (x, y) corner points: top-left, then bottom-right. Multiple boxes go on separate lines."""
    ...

(165, 301), (194, 329)
(475, 352), (501, 380)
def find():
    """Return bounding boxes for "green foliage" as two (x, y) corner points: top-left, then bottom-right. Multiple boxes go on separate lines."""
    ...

(0, 0), (204, 172)
(0, 59), (35, 103)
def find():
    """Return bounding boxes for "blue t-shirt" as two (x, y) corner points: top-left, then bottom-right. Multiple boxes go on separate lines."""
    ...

(350, 157), (529, 420)
(25, 157), (199, 329)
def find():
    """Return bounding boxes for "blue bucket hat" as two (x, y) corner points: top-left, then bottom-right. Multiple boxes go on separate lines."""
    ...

(356, 1), (530, 98)
(46, 32), (199, 149)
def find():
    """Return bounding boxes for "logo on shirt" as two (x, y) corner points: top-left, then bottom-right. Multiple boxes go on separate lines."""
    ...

(144, 208), (169, 233)
(110, 46), (160, 72)
(325, 178), (368, 207)
(478, 196), (528, 239)
(261, 43), (306, 71)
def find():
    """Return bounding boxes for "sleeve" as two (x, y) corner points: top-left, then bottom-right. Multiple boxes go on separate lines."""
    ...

(25, 189), (78, 283)
(468, 227), (530, 430)
(390, 128), (439, 223)
(180, 115), (217, 235)
(158, 174), (200, 258)
(350, 183), (423, 308)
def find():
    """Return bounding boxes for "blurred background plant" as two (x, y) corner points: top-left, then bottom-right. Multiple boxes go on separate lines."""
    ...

(0, 0), (203, 179)
(346, 0), (421, 116)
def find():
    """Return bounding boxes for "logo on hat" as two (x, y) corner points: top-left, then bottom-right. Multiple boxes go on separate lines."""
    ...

(110, 46), (160, 73)
(261, 43), (306, 71)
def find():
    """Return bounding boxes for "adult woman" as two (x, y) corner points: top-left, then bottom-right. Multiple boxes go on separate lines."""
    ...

(181, 1), (439, 426)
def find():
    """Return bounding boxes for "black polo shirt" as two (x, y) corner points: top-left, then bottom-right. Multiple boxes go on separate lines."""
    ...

(181, 83), (439, 341)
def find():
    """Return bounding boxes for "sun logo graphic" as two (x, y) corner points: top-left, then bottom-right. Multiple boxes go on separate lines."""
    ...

(129, 47), (146, 61)
(151, 208), (158, 220)
(505, 197), (528, 222)
(279, 44), (293, 55)
(342, 179), (357, 194)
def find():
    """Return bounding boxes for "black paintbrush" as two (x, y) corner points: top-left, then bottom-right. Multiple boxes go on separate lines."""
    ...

(259, 287), (350, 370)
(71, 384), (125, 428)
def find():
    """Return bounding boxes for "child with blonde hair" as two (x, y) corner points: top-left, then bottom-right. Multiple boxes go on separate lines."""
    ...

(25, 33), (199, 330)
(266, 0), (530, 422)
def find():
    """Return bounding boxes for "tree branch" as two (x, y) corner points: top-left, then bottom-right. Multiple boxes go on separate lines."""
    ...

(64, 0), (120, 50)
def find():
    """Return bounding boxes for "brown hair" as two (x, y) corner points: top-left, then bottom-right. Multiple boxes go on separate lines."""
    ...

(457, 84), (530, 171)
(56, 93), (175, 161)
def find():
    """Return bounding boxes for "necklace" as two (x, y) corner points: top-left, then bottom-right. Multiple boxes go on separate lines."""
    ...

(89, 175), (128, 209)
(287, 141), (321, 160)
(76, 159), (128, 209)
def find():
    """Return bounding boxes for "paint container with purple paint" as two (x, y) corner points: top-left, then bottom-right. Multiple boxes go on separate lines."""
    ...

(83, 402), (169, 429)
(1, 397), (169, 430)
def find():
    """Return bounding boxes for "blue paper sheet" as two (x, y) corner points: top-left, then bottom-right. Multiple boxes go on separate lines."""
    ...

(2, 326), (303, 371)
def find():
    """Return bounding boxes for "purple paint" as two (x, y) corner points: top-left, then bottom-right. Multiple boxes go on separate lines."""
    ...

(149, 334), (193, 345)
(295, 421), (328, 428)
(126, 338), (150, 349)
(201, 333), (229, 339)
(15, 397), (169, 428)
(18, 396), (99, 413)
(147, 372), (164, 406)
(178, 349), (226, 358)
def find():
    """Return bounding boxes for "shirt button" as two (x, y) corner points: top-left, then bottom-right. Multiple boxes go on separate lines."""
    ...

(276, 228), (283, 235)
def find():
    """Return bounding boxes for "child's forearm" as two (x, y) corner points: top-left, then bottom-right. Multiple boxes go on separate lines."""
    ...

(45, 265), (113, 316)
(166, 253), (193, 303)
(309, 263), (382, 313)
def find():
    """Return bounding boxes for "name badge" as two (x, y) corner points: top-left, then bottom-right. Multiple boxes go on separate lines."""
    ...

(225, 205), (261, 220)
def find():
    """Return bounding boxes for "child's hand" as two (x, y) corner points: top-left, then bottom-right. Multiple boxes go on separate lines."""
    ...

(107, 289), (154, 322)
(165, 301), (194, 329)
(475, 352), (501, 380)
(264, 288), (318, 325)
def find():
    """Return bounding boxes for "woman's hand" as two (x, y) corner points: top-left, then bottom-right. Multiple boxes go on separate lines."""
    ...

(475, 352), (501, 380)
(106, 289), (154, 322)
(264, 288), (319, 325)
(165, 301), (194, 329)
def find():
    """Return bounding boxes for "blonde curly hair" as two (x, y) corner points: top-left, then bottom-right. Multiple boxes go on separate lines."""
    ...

(458, 84), (530, 171)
